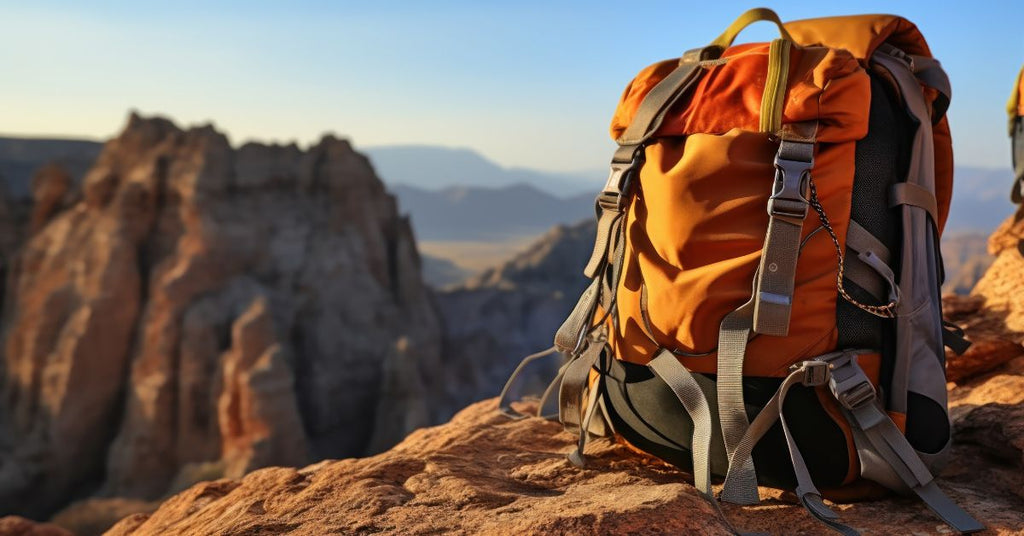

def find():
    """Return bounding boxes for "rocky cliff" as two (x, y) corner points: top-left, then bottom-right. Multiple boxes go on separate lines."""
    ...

(0, 114), (443, 519)
(431, 219), (594, 420)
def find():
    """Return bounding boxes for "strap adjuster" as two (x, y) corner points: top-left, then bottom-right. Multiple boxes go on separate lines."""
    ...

(790, 360), (831, 387)
(836, 380), (876, 410)
(768, 154), (812, 220)
(598, 151), (644, 212)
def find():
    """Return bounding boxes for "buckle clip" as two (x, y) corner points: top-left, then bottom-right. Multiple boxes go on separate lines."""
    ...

(598, 151), (644, 212)
(837, 381), (876, 410)
(791, 360), (831, 387)
(768, 154), (812, 220)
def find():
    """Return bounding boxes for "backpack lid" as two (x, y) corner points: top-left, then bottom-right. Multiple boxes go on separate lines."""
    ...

(609, 43), (869, 144)
(784, 14), (932, 60)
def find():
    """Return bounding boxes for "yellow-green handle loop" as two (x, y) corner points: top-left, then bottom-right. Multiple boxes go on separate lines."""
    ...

(711, 7), (794, 49)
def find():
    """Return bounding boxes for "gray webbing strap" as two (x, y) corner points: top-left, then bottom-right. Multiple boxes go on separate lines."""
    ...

(537, 359), (570, 419)
(584, 211), (622, 278)
(558, 342), (603, 436)
(649, 350), (715, 496)
(498, 346), (560, 419)
(716, 300), (759, 504)
(567, 373), (604, 468)
(844, 220), (898, 303)
(616, 47), (715, 147)
(889, 182), (938, 225)
(722, 357), (859, 535)
(843, 255), (885, 301)
(752, 138), (814, 336)
(554, 278), (601, 354)
(1012, 116), (1024, 204)
(824, 354), (984, 534)
(845, 220), (891, 265)
(910, 55), (951, 120)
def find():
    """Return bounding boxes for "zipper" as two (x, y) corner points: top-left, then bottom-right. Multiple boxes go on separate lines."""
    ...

(760, 38), (792, 133)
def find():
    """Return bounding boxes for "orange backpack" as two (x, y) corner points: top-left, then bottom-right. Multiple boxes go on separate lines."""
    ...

(501, 9), (982, 535)
(1011, 63), (1024, 202)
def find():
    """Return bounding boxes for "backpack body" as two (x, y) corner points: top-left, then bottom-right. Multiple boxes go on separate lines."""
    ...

(1011, 64), (1024, 203)
(501, 10), (982, 535)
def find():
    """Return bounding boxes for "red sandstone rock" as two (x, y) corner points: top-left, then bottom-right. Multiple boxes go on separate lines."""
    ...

(0, 516), (73, 536)
(104, 397), (1024, 536)
(0, 114), (443, 519)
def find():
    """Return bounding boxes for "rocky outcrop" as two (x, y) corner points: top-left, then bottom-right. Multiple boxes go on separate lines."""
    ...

(0, 517), (73, 536)
(0, 114), (443, 519)
(431, 219), (594, 420)
(943, 294), (1024, 382)
(104, 384), (1024, 536)
(940, 233), (993, 295)
(972, 209), (1024, 333)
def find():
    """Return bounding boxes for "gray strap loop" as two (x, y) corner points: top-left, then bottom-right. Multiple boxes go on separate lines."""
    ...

(889, 182), (938, 225)
(822, 353), (985, 534)
(616, 50), (710, 146)
(716, 300), (759, 504)
(558, 342), (603, 436)
(649, 350), (715, 495)
(845, 220), (891, 265)
(497, 346), (560, 420)
(843, 220), (895, 302)
(753, 137), (814, 336)
(554, 278), (600, 354)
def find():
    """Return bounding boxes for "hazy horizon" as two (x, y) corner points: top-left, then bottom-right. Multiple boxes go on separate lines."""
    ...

(2, 1), (1022, 173)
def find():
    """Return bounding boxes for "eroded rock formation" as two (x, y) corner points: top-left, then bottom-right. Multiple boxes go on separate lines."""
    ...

(431, 219), (594, 420)
(0, 114), (442, 519)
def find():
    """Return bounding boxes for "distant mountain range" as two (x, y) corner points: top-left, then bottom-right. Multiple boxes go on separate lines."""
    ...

(392, 182), (592, 241)
(362, 145), (599, 197)
(0, 136), (103, 198)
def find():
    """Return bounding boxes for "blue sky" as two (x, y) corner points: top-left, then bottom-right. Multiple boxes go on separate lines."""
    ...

(1, 1), (1021, 172)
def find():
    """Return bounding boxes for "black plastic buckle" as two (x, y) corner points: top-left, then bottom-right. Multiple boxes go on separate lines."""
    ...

(768, 154), (812, 220)
(837, 380), (876, 410)
(791, 361), (831, 387)
(598, 152), (644, 212)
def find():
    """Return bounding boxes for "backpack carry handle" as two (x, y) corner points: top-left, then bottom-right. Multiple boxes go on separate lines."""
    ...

(711, 7), (793, 49)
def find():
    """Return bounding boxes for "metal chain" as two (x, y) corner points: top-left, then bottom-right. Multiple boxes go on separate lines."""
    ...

(807, 179), (898, 319)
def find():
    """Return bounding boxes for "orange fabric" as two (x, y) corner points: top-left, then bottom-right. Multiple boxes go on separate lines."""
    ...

(888, 411), (907, 434)
(610, 131), (862, 377)
(611, 44), (867, 142)
(784, 15), (931, 60)
(1017, 66), (1024, 116)
(785, 15), (953, 234)
(606, 43), (869, 377)
(815, 385), (859, 485)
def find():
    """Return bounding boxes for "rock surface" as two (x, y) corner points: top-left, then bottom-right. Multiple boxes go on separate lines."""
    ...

(0, 517), (73, 536)
(104, 391), (1024, 536)
(0, 114), (443, 519)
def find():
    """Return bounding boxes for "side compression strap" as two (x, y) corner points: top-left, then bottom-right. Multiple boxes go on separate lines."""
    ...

(498, 346), (560, 419)
(649, 350), (714, 496)
(719, 130), (817, 506)
(716, 300), (759, 505)
(649, 350), (767, 536)
(824, 354), (984, 534)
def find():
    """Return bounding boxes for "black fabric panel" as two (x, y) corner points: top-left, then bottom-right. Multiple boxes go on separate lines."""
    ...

(602, 359), (851, 490)
(840, 71), (912, 399)
(905, 392), (951, 454)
